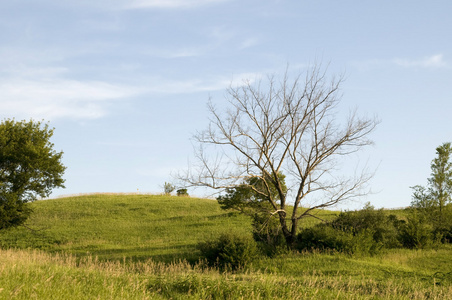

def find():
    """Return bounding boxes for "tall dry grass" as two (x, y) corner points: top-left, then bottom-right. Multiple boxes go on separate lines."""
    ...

(2, 248), (452, 299)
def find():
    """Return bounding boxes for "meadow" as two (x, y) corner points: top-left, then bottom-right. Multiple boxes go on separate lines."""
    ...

(1, 194), (451, 299)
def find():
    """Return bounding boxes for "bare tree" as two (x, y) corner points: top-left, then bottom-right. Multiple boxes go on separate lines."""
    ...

(180, 65), (378, 247)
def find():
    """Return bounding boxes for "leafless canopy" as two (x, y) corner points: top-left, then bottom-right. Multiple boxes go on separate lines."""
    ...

(179, 65), (378, 244)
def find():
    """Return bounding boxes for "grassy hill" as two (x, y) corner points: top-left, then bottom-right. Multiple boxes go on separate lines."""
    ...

(1, 194), (451, 299)
(0, 193), (339, 262)
(0, 194), (254, 262)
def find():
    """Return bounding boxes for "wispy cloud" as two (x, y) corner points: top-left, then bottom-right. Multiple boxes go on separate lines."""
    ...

(143, 72), (262, 94)
(393, 54), (447, 68)
(126, 0), (229, 9)
(352, 54), (448, 71)
(239, 37), (260, 50)
(0, 76), (141, 120)
(0, 64), (262, 121)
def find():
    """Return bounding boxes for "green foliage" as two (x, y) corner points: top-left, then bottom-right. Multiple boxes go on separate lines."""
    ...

(297, 204), (407, 255)
(296, 223), (381, 255)
(0, 192), (32, 230)
(251, 211), (288, 256)
(398, 209), (437, 249)
(428, 142), (452, 208)
(297, 224), (351, 252)
(217, 172), (287, 213)
(296, 201), (451, 253)
(411, 185), (436, 211)
(411, 142), (452, 241)
(217, 173), (289, 253)
(176, 188), (189, 197)
(197, 233), (258, 270)
(0, 119), (65, 229)
(410, 203), (452, 244)
(0, 119), (66, 201)
(331, 203), (401, 248)
(432, 205), (452, 242)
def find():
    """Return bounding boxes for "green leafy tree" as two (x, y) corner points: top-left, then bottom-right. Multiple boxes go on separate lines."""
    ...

(0, 119), (65, 229)
(410, 185), (435, 211)
(429, 143), (452, 214)
(411, 142), (452, 240)
(217, 173), (287, 213)
(411, 143), (452, 213)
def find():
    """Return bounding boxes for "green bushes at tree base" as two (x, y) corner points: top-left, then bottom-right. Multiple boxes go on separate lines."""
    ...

(296, 224), (381, 256)
(197, 233), (259, 270)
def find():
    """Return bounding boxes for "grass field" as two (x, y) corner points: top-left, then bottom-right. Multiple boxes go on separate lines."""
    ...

(0, 194), (254, 262)
(1, 194), (451, 299)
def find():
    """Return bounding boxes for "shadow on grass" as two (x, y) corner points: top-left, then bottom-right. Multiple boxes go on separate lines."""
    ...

(65, 244), (201, 264)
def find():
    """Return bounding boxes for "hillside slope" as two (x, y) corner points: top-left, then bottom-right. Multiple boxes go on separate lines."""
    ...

(0, 194), (253, 261)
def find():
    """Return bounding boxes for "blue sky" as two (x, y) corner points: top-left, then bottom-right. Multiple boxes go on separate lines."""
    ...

(0, 0), (451, 209)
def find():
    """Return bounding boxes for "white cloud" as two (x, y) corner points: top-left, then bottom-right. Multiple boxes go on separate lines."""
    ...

(144, 72), (262, 94)
(393, 54), (447, 68)
(0, 77), (141, 120)
(0, 67), (262, 121)
(126, 0), (229, 9)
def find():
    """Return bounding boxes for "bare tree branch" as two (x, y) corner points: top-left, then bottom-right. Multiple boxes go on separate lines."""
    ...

(177, 64), (379, 246)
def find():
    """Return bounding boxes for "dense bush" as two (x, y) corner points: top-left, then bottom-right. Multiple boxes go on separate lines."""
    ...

(398, 210), (437, 249)
(296, 203), (452, 253)
(296, 223), (380, 255)
(331, 204), (401, 248)
(418, 205), (452, 243)
(197, 233), (259, 270)
(176, 189), (189, 197)
(400, 203), (452, 247)
(296, 204), (408, 255)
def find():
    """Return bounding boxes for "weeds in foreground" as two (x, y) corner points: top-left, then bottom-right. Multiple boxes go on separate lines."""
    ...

(1, 248), (452, 300)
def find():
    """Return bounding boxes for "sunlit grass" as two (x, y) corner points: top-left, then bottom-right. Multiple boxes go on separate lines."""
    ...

(0, 194), (336, 262)
(1, 194), (253, 261)
(1, 247), (452, 299)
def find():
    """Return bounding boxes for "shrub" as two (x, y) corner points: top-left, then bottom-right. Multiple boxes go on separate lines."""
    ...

(419, 205), (452, 243)
(197, 233), (259, 270)
(297, 224), (351, 253)
(398, 210), (436, 249)
(433, 220), (452, 243)
(296, 223), (380, 255)
(176, 189), (189, 197)
(295, 204), (406, 255)
(331, 203), (401, 248)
